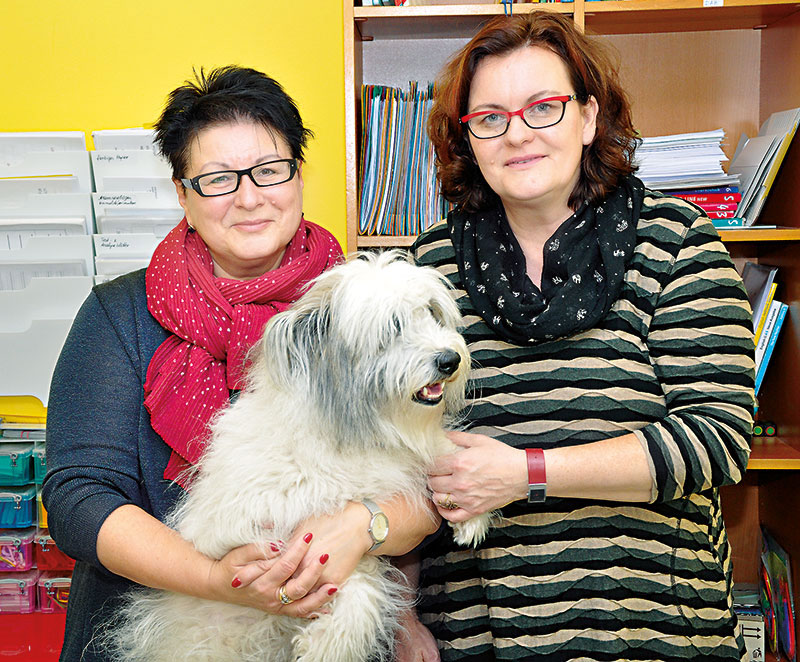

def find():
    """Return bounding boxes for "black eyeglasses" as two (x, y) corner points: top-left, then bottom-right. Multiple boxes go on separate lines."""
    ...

(460, 95), (578, 139)
(180, 158), (298, 197)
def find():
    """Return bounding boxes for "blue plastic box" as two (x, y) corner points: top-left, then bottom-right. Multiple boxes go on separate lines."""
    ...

(0, 443), (34, 486)
(0, 486), (36, 528)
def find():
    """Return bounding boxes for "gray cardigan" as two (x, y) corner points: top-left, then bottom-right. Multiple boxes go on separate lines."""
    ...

(43, 269), (184, 662)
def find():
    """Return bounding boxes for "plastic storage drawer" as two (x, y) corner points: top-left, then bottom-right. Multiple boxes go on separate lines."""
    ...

(0, 527), (36, 571)
(34, 530), (75, 572)
(38, 571), (72, 613)
(0, 443), (34, 485)
(0, 569), (39, 614)
(33, 441), (47, 484)
(0, 486), (36, 528)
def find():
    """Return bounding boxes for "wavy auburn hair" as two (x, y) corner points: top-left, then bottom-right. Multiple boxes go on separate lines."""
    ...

(429, 11), (639, 213)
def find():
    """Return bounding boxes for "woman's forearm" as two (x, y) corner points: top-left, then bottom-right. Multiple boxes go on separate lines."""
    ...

(96, 504), (219, 598)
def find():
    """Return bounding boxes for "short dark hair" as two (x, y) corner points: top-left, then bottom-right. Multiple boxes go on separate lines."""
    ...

(153, 66), (313, 179)
(428, 12), (639, 212)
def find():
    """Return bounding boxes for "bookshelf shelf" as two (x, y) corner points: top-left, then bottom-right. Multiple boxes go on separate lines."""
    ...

(748, 436), (800, 469)
(354, 4), (571, 40)
(357, 234), (417, 248)
(719, 228), (800, 242)
(584, 0), (800, 34)
(358, 227), (800, 248)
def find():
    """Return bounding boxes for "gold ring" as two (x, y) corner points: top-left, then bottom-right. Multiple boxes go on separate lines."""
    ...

(278, 584), (294, 605)
(440, 494), (459, 511)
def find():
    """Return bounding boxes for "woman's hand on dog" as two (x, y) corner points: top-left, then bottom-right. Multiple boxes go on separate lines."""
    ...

(211, 535), (339, 618)
(395, 609), (441, 662)
(289, 498), (441, 590)
(428, 430), (528, 522)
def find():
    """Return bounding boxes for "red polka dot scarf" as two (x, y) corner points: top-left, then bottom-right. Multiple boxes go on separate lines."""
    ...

(144, 217), (343, 486)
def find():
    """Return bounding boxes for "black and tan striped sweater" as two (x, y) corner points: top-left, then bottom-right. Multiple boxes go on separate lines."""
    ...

(412, 192), (755, 662)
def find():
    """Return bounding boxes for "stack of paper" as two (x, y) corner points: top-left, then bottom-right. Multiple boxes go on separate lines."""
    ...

(633, 128), (740, 192)
(359, 82), (451, 236)
(728, 107), (800, 226)
(90, 128), (179, 278)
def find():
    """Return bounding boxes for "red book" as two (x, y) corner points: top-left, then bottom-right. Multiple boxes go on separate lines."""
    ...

(698, 202), (738, 212)
(674, 192), (742, 203)
(705, 210), (738, 219)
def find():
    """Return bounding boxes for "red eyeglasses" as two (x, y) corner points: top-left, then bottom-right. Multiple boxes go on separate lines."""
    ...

(460, 95), (578, 139)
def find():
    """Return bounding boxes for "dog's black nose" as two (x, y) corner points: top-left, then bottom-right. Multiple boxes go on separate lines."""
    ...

(436, 350), (461, 376)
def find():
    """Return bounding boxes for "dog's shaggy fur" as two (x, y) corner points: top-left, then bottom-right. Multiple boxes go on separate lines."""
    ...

(104, 251), (491, 662)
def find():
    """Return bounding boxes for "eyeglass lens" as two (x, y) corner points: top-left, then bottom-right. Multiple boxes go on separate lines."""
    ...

(196, 160), (294, 195)
(468, 99), (567, 138)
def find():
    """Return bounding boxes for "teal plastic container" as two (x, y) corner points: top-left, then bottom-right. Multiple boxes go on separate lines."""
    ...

(0, 443), (34, 486)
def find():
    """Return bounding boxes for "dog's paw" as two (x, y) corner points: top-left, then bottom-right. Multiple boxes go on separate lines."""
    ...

(450, 512), (493, 547)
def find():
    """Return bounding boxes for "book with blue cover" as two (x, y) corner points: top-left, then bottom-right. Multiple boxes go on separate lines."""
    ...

(754, 300), (788, 396)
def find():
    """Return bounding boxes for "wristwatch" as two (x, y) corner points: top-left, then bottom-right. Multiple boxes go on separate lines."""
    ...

(362, 499), (389, 552)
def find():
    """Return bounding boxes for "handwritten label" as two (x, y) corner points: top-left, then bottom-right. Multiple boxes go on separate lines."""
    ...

(96, 194), (135, 206)
(94, 153), (130, 162)
(703, 0), (723, 6)
(99, 237), (132, 249)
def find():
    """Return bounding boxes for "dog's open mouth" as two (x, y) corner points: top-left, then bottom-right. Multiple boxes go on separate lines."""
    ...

(413, 381), (445, 406)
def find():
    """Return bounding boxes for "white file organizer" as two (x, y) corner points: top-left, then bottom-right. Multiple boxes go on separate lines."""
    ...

(0, 151), (93, 193)
(0, 191), (94, 235)
(91, 150), (172, 192)
(92, 128), (157, 152)
(0, 276), (93, 406)
(0, 235), (94, 291)
(93, 233), (159, 276)
(0, 131), (87, 160)
(92, 190), (182, 237)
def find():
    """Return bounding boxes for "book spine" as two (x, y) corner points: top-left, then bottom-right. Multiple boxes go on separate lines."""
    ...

(696, 203), (739, 212)
(671, 186), (740, 195)
(755, 298), (781, 371)
(712, 217), (747, 228)
(674, 193), (742, 203)
(705, 210), (738, 219)
(754, 302), (788, 396)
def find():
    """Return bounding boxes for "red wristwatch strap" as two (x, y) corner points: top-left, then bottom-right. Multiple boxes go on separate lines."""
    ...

(526, 448), (547, 503)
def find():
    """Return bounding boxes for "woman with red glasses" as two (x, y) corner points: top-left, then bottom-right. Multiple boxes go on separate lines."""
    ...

(401, 11), (755, 662)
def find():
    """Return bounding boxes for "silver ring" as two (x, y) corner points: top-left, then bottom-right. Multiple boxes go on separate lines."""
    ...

(278, 584), (294, 605)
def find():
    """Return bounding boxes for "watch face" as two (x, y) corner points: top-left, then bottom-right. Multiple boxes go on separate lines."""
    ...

(371, 513), (389, 542)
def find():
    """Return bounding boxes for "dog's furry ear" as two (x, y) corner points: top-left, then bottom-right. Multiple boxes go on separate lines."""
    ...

(254, 295), (331, 392)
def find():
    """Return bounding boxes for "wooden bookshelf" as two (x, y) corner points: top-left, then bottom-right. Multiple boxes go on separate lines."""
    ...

(345, 1), (800, 651)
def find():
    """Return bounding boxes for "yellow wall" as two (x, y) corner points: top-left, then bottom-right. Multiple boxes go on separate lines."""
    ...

(0, 0), (347, 248)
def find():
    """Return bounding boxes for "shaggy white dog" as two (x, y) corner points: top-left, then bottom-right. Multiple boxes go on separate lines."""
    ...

(105, 251), (491, 662)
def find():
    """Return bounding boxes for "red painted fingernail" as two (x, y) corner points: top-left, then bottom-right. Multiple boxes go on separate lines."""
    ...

(319, 554), (329, 565)
(328, 588), (338, 595)
(231, 577), (242, 588)
(270, 543), (280, 552)
(303, 533), (313, 544)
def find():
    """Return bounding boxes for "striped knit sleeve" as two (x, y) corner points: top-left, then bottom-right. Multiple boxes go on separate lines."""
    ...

(634, 209), (755, 503)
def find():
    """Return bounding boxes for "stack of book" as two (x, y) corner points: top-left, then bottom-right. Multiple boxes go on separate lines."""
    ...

(732, 582), (765, 662)
(669, 186), (741, 226)
(359, 82), (451, 236)
(741, 262), (788, 397)
(728, 107), (800, 227)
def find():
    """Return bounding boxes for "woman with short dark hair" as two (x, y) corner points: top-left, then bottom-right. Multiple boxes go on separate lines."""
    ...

(44, 66), (438, 662)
